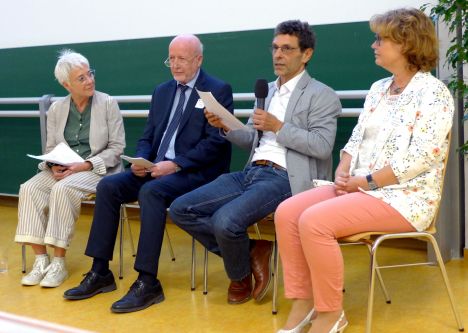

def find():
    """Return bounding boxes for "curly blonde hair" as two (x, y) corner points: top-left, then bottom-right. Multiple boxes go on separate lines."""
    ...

(370, 7), (438, 72)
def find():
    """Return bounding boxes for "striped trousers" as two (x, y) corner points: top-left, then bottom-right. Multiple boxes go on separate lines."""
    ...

(15, 170), (102, 249)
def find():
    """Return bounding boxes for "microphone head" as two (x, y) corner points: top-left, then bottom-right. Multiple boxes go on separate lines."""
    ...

(254, 79), (269, 98)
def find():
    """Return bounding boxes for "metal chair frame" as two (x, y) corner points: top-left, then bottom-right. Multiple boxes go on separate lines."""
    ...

(339, 230), (464, 333)
(21, 200), (176, 280)
(190, 222), (264, 297)
(336, 132), (463, 333)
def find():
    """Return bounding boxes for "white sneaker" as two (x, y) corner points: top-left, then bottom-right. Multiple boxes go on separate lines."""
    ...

(40, 258), (68, 288)
(21, 255), (50, 286)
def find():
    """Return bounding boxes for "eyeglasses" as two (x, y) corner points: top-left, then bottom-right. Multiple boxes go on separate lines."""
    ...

(270, 45), (299, 55)
(164, 56), (197, 68)
(374, 34), (383, 46)
(74, 69), (95, 84)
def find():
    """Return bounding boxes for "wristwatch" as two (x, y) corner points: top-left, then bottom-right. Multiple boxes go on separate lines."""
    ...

(366, 174), (378, 190)
(174, 165), (182, 173)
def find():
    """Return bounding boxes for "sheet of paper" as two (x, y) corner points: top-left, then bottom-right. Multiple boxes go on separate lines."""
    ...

(27, 142), (84, 166)
(196, 89), (246, 130)
(312, 179), (335, 187)
(120, 155), (155, 168)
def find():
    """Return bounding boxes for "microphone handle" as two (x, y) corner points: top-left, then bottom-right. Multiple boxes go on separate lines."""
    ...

(255, 98), (265, 139)
(256, 98), (265, 110)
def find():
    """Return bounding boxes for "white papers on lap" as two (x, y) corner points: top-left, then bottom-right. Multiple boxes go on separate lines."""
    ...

(27, 142), (84, 166)
(196, 89), (246, 131)
(312, 179), (334, 187)
(120, 155), (155, 168)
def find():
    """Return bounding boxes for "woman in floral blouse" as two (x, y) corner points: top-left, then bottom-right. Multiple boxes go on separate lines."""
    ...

(275, 8), (454, 333)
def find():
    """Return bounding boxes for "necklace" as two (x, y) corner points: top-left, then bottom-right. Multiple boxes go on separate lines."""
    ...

(390, 81), (406, 95)
(392, 85), (403, 94)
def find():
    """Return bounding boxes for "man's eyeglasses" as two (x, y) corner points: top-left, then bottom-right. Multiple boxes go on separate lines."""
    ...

(164, 56), (197, 68)
(270, 45), (299, 55)
(74, 69), (95, 84)
(374, 34), (383, 46)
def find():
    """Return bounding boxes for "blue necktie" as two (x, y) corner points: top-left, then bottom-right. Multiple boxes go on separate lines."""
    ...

(155, 84), (188, 163)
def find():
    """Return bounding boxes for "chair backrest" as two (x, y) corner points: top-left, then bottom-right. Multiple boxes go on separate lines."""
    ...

(422, 130), (451, 234)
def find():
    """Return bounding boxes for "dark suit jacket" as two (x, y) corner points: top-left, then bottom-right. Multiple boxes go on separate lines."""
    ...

(136, 69), (233, 184)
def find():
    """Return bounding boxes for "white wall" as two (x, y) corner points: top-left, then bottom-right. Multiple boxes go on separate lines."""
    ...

(0, 0), (435, 49)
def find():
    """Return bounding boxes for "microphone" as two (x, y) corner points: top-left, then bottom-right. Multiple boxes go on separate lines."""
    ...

(254, 79), (268, 138)
(254, 79), (268, 110)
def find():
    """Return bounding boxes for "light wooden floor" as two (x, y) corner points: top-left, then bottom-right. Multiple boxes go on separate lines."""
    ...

(0, 198), (467, 333)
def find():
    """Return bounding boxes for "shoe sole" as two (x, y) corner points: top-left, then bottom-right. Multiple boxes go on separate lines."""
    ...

(40, 273), (69, 288)
(111, 292), (165, 313)
(227, 294), (252, 305)
(63, 283), (117, 300)
(21, 280), (41, 286)
(22, 275), (46, 286)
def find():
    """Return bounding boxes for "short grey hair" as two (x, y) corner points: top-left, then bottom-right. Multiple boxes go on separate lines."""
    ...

(54, 49), (89, 85)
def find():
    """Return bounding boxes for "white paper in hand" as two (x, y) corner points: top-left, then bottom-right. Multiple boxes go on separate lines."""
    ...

(27, 142), (84, 166)
(196, 89), (246, 130)
(120, 155), (155, 169)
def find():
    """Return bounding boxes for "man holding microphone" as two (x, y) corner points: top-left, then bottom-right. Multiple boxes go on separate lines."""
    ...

(170, 20), (341, 305)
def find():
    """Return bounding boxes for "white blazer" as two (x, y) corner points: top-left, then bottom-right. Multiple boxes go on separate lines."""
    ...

(41, 91), (126, 176)
(343, 72), (454, 231)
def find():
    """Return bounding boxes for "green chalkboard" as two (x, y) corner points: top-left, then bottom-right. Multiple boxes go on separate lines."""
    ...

(0, 21), (386, 194)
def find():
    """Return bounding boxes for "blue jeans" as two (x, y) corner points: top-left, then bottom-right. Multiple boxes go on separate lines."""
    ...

(169, 165), (291, 281)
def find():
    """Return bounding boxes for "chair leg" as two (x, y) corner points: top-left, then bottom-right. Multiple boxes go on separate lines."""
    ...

(272, 239), (279, 314)
(254, 223), (262, 239)
(124, 208), (136, 257)
(191, 238), (196, 291)
(203, 248), (208, 295)
(21, 244), (26, 273)
(365, 243), (391, 304)
(426, 235), (464, 331)
(119, 204), (125, 280)
(165, 228), (176, 261)
(366, 243), (380, 333)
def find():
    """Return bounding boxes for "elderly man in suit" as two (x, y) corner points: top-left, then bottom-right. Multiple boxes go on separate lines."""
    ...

(170, 20), (341, 305)
(64, 34), (233, 313)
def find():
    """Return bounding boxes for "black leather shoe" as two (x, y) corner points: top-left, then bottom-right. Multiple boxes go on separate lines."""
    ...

(63, 271), (116, 300)
(111, 279), (165, 313)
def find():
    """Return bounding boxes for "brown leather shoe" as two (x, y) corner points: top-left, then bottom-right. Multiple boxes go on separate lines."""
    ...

(250, 239), (273, 301)
(227, 274), (252, 304)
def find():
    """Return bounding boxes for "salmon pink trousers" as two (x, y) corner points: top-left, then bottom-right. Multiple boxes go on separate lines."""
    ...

(274, 185), (415, 311)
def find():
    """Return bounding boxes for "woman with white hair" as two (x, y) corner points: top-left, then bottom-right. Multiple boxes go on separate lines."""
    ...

(15, 49), (125, 288)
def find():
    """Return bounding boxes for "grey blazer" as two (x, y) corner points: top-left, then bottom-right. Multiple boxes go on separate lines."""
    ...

(42, 91), (126, 176)
(226, 72), (341, 195)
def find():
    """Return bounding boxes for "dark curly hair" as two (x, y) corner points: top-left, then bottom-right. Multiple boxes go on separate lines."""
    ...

(274, 20), (316, 51)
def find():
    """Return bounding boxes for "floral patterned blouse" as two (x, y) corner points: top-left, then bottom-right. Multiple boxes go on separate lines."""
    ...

(342, 71), (454, 231)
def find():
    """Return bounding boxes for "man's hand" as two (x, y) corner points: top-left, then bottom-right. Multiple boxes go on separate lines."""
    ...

(204, 109), (229, 132)
(150, 161), (179, 178)
(131, 164), (148, 177)
(252, 108), (282, 133)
